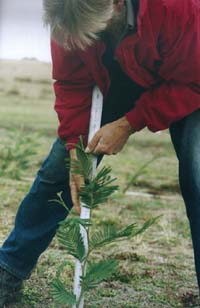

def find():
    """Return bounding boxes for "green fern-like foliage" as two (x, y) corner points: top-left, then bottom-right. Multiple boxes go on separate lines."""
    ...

(130, 217), (160, 237)
(67, 142), (119, 208)
(51, 278), (76, 305)
(66, 141), (93, 183)
(79, 166), (118, 209)
(52, 139), (158, 307)
(81, 260), (118, 291)
(90, 224), (136, 250)
(57, 223), (86, 262)
(90, 217), (159, 250)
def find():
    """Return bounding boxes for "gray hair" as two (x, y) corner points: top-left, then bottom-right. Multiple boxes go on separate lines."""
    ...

(43, 0), (114, 50)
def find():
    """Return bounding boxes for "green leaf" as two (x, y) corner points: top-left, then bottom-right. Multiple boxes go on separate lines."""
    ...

(82, 260), (118, 291)
(57, 224), (86, 262)
(90, 224), (137, 249)
(65, 138), (118, 208)
(79, 166), (118, 208)
(90, 218), (159, 250)
(116, 223), (138, 238)
(69, 140), (93, 181)
(51, 278), (76, 306)
(130, 216), (160, 237)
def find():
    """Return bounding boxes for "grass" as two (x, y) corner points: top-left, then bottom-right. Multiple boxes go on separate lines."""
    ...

(0, 60), (199, 308)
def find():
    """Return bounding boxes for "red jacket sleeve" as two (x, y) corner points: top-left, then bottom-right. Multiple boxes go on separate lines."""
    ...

(126, 0), (200, 132)
(126, 82), (200, 132)
(51, 39), (95, 149)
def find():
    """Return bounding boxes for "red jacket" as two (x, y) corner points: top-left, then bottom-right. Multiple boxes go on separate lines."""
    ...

(51, 0), (200, 149)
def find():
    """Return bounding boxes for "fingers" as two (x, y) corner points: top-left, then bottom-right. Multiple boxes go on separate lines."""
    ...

(93, 144), (112, 155)
(86, 140), (116, 155)
(85, 125), (121, 155)
(86, 135), (110, 155)
(70, 181), (81, 214)
(70, 173), (84, 214)
(85, 132), (101, 153)
(85, 118), (132, 155)
(87, 137), (118, 155)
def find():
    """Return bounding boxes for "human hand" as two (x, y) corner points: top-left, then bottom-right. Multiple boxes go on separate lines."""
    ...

(69, 149), (84, 214)
(85, 116), (134, 155)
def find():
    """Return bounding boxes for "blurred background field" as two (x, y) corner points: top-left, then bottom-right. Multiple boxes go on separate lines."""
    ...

(0, 60), (199, 308)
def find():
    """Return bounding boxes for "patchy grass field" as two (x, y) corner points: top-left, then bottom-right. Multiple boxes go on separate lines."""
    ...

(0, 60), (199, 308)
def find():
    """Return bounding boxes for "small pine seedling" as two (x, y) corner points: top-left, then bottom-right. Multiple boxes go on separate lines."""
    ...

(51, 141), (158, 307)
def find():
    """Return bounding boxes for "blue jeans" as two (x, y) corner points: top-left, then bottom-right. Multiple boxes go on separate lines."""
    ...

(170, 109), (200, 289)
(0, 138), (72, 279)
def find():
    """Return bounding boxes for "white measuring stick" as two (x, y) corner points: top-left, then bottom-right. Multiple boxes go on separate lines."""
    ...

(73, 86), (103, 308)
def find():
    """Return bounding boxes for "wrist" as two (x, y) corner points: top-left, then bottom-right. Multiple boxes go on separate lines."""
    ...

(119, 116), (135, 134)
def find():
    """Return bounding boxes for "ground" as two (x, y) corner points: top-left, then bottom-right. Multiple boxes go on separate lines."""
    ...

(0, 60), (199, 308)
